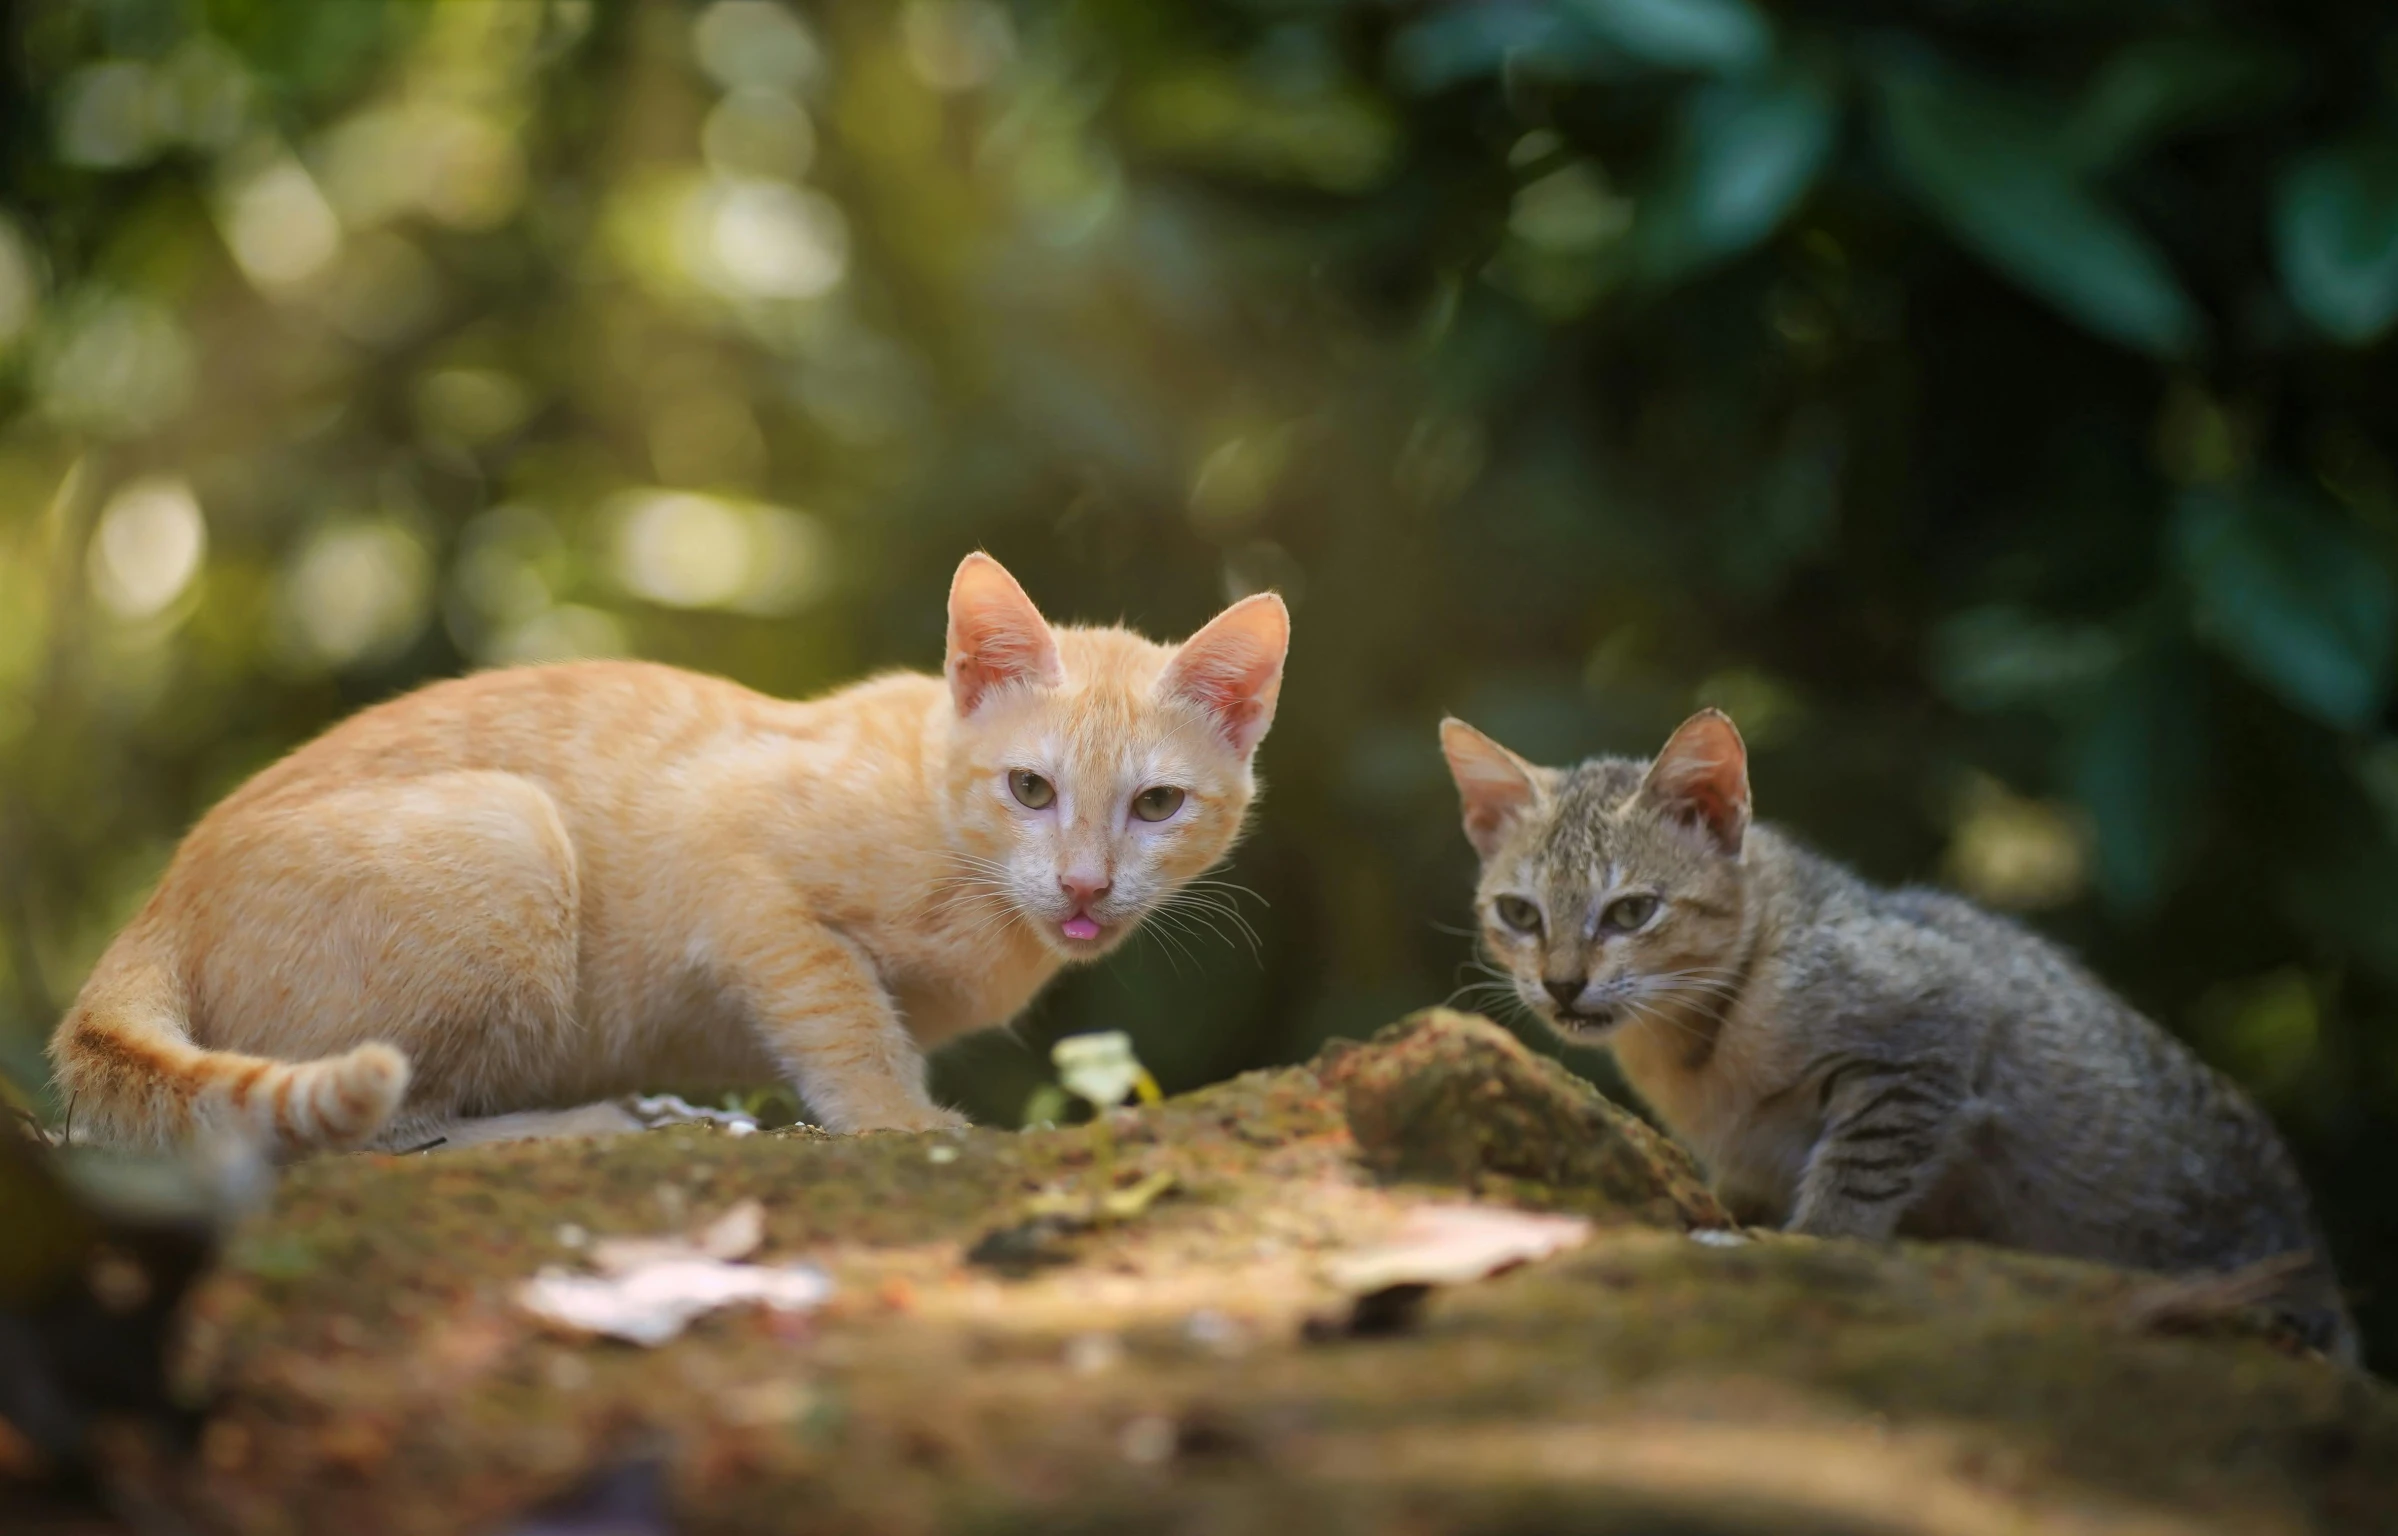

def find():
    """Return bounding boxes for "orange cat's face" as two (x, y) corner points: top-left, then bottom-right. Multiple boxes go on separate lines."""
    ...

(939, 556), (1287, 959)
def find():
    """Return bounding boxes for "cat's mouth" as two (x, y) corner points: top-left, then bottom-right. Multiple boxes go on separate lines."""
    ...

(1049, 905), (1121, 950)
(1544, 1001), (1624, 1037)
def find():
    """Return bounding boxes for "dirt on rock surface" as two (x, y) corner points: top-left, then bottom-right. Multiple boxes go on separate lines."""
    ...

(79, 1011), (2398, 1535)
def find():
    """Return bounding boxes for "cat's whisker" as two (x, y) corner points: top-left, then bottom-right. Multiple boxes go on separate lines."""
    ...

(1152, 888), (1262, 961)
(1620, 995), (1714, 1050)
(1174, 899), (1263, 957)
(1181, 874), (1267, 905)
(1135, 908), (1205, 976)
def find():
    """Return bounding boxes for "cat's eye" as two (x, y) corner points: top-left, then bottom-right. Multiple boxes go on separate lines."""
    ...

(1132, 785), (1186, 822)
(1493, 895), (1543, 933)
(1602, 894), (1659, 932)
(1009, 770), (1056, 810)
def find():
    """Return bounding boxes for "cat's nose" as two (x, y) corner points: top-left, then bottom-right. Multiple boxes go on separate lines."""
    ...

(1058, 871), (1111, 906)
(1543, 976), (1585, 1009)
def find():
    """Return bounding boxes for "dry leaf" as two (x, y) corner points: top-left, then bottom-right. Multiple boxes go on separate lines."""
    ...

(516, 1258), (832, 1347)
(587, 1199), (764, 1275)
(1324, 1203), (1592, 1293)
(515, 1201), (826, 1346)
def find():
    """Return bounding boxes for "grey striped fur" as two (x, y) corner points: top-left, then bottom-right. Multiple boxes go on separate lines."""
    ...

(1440, 709), (2358, 1365)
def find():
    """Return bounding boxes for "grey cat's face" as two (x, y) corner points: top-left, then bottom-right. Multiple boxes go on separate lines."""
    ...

(1442, 712), (1752, 1044)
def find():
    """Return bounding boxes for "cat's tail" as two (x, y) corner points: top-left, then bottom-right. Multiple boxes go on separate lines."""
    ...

(47, 925), (409, 1155)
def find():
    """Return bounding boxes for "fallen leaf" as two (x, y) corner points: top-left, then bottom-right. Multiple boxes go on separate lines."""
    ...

(587, 1200), (764, 1275)
(517, 1259), (833, 1348)
(515, 1202), (827, 1347)
(1323, 1204), (1592, 1293)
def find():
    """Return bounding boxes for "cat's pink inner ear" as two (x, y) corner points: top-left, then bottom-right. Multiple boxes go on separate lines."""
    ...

(1642, 708), (1750, 855)
(946, 553), (1063, 715)
(1161, 593), (1289, 756)
(1440, 718), (1539, 859)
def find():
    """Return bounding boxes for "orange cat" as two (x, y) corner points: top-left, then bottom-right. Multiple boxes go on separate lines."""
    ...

(49, 553), (1288, 1155)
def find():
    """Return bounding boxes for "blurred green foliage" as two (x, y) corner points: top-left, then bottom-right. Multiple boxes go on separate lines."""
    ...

(2, 0), (2397, 1361)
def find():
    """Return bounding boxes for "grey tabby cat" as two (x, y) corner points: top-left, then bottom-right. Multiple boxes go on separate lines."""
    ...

(1440, 707), (2357, 1364)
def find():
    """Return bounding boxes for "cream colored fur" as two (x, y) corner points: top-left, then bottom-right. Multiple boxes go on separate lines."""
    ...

(49, 554), (1288, 1155)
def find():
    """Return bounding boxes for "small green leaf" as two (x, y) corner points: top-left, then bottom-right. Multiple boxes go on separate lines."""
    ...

(2274, 133), (2398, 345)
(1878, 64), (2203, 357)
(2176, 486), (2396, 729)
(1051, 1030), (1148, 1111)
(1018, 1084), (1071, 1130)
(1568, 0), (1771, 75)
(1636, 64), (1837, 279)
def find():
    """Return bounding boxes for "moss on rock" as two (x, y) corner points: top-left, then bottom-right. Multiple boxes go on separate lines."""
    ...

(76, 1012), (2398, 1536)
(1317, 1009), (1727, 1229)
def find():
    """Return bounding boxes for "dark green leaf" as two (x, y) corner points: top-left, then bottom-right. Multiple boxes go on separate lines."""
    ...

(2067, 646), (2209, 913)
(1878, 65), (2203, 357)
(1635, 64), (1838, 279)
(1567, 0), (1772, 76)
(1387, 6), (1598, 96)
(1929, 606), (2124, 713)
(2274, 133), (2398, 345)
(2062, 34), (2299, 172)
(2176, 486), (2396, 729)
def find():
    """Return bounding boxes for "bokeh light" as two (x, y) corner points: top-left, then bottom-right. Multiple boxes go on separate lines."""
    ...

(277, 521), (435, 672)
(88, 478), (208, 624)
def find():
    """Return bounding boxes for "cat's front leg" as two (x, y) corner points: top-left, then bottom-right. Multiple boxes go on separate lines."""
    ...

(714, 905), (967, 1135)
(1786, 1059), (1972, 1241)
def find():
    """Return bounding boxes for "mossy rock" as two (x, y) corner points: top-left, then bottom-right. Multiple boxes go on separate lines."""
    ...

(1316, 1008), (1728, 1229)
(51, 1013), (2398, 1535)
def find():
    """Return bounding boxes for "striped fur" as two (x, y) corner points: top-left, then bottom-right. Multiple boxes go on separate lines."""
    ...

(49, 554), (1287, 1156)
(1441, 709), (2359, 1365)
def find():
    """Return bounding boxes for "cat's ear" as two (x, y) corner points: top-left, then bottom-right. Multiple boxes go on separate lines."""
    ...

(1639, 708), (1750, 856)
(1440, 718), (1543, 859)
(1160, 593), (1289, 757)
(946, 552), (1063, 715)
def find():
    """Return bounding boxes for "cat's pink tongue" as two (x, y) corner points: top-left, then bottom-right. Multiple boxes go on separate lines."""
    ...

(1061, 914), (1102, 941)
